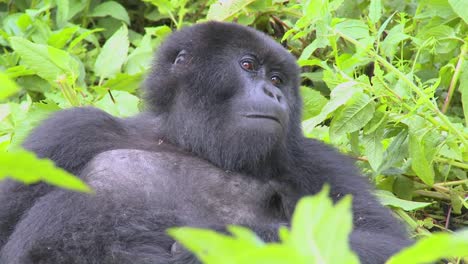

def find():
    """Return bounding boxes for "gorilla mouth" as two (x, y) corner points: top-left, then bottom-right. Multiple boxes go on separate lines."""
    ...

(244, 114), (281, 124)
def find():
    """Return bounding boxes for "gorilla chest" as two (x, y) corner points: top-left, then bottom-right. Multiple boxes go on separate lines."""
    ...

(83, 149), (293, 226)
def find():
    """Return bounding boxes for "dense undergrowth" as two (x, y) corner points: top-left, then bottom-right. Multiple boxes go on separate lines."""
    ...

(0, 0), (467, 263)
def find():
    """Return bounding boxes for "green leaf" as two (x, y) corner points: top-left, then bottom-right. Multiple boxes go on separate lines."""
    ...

(300, 87), (328, 120)
(335, 19), (369, 40)
(94, 25), (129, 79)
(380, 25), (409, 58)
(387, 229), (468, 264)
(94, 91), (140, 117)
(48, 26), (80, 49)
(363, 124), (384, 171)
(378, 130), (408, 173)
(168, 187), (358, 264)
(207, 0), (257, 21)
(168, 227), (254, 264)
(0, 72), (20, 100)
(9, 37), (80, 84)
(103, 73), (143, 93)
(376, 190), (431, 211)
(368, 0), (382, 24)
(55, 0), (69, 27)
(90, 1), (130, 25)
(403, 116), (444, 186)
(56, 0), (87, 27)
(0, 150), (90, 192)
(448, 0), (468, 23)
(329, 93), (375, 138)
(288, 186), (359, 264)
(303, 81), (362, 133)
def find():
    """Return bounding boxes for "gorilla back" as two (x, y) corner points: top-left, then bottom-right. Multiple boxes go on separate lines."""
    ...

(0, 22), (410, 264)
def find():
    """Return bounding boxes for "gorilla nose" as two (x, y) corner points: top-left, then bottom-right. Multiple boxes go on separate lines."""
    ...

(262, 85), (282, 103)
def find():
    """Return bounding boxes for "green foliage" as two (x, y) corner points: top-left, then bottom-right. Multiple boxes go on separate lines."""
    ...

(169, 186), (359, 264)
(388, 229), (468, 264)
(0, 0), (467, 262)
(0, 149), (90, 192)
(169, 188), (468, 264)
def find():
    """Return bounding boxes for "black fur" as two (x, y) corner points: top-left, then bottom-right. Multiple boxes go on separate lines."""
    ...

(0, 22), (410, 264)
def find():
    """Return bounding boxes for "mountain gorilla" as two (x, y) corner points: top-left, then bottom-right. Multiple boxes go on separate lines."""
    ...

(0, 22), (410, 263)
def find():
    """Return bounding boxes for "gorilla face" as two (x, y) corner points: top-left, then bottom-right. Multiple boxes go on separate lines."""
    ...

(145, 22), (302, 174)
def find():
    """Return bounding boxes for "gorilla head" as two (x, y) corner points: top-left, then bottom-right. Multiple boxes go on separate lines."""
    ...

(145, 22), (302, 175)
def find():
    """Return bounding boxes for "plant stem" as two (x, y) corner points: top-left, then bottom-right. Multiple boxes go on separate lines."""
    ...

(442, 43), (467, 113)
(434, 158), (468, 170)
(433, 179), (468, 187)
(414, 190), (450, 200)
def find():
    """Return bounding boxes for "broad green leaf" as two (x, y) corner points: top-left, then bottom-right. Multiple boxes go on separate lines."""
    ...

(90, 1), (130, 25)
(387, 229), (468, 264)
(103, 73), (143, 93)
(303, 81), (362, 133)
(168, 227), (258, 263)
(335, 19), (369, 40)
(448, 0), (468, 23)
(226, 226), (264, 246)
(0, 72), (20, 100)
(143, 0), (174, 15)
(329, 93), (375, 138)
(298, 39), (326, 61)
(125, 26), (156, 75)
(363, 124), (384, 171)
(300, 86), (328, 120)
(48, 26), (79, 49)
(403, 116), (444, 186)
(94, 25), (129, 79)
(376, 190), (431, 211)
(94, 91), (140, 117)
(56, 0), (87, 27)
(368, 0), (382, 24)
(169, 188), (358, 264)
(288, 186), (359, 264)
(55, 0), (69, 27)
(207, 0), (257, 21)
(5, 66), (35, 79)
(9, 37), (79, 84)
(68, 28), (104, 51)
(0, 150), (90, 192)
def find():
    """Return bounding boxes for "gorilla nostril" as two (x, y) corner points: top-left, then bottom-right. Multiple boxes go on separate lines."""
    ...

(263, 86), (274, 98)
(277, 95), (282, 103)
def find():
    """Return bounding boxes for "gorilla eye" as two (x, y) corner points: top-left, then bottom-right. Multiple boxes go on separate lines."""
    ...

(271, 75), (282, 86)
(240, 59), (256, 71)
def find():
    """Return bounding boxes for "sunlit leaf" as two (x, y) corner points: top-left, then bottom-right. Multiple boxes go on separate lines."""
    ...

(94, 25), (129, 79)
(330, 93), (375, 138)
(0, 72), (20, 100)
(388, 229), (468, 264)
(0, 150), (90, 192)
(207, 0), (257, 21)
(376, 190), (431, 211)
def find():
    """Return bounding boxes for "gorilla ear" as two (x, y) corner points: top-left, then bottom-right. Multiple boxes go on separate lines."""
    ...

(174, 50), (188, 65)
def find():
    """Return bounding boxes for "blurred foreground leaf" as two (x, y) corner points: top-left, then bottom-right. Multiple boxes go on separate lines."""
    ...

(0, 150), (91, 192)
